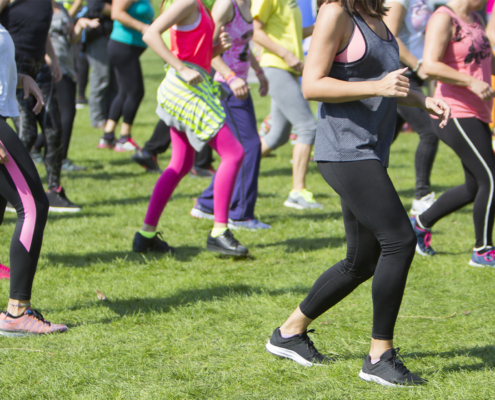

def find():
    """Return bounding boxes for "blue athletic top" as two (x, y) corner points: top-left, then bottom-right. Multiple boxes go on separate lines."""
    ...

(110, 0), (154, 48)
(314, 13), (399, 167)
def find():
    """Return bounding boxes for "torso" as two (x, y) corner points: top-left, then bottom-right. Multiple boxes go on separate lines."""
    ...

(110, 0), (155, 48)
(50, 4), (77, 81)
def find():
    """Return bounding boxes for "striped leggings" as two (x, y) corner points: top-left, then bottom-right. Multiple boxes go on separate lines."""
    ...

(419, 117), (495, 250)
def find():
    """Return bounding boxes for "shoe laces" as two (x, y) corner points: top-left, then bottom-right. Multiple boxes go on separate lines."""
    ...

(481, 248), (495, 261)
(298, 189), (315, 203)
(26, 309), (51, 326)
(300, 329), (320, 358)
(388, 348), (410, 375)
(223, 229), (240, 246)
(424, 232), (432, 249)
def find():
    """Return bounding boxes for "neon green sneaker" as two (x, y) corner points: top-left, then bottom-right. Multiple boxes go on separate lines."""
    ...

(284, 189), (323, 210)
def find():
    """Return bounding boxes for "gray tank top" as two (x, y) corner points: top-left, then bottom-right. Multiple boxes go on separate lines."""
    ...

(313, 13), (400, 167)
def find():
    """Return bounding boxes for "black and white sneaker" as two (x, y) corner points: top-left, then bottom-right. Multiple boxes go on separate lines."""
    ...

(132, 231), (175, 254)
(359, 348), (427, 387)
(132, 149), (162, 173)
(46, 187), (82, 212)
(265, 327), (333, 367)
(206, 229), (248, 256)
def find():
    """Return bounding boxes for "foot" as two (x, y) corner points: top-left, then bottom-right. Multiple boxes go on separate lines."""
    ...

(30, 150), (43, 164)
(98, 137), (116, 149)
(75, 97), (88, 109)
(46, 186), (82, 213)
(61, 159), (86, 172)
(265, 327), (333, 367)
(132, 149), (162, 173)
(359, 348), (427, 387)
(115, 137), (139, 152)
(410, 216), (435, 256)
(206, 229), (248, 256)
(132, 231), (175, 254)
(410, 192), (435, 216)
(190, 202), (214, 220)
(228, 218), (271, 230)
(469, 247), (495, 268)
(284, 189), (323, 210)
(190, 164), (216, 178)
(92, 120), (106, 130)
(0, 264), (9, 280)
(0, 309), (68, 337)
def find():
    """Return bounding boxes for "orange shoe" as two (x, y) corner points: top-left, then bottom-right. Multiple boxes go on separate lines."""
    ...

(0, 309), (68, 337)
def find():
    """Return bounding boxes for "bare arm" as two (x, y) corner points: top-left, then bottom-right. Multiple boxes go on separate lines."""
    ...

(423, 12), (494, 101)
(0, 0), (10, 14)
(112, 0), (150, 34)
(302, 25), (313, 39)
(101, 2), (112, 16)
(45, 36), (62, 82)
(68, 0), (83, 18)
(302, 3), (409, 103)
(72, 18), (100, 44)
(211, 0), (235, 77)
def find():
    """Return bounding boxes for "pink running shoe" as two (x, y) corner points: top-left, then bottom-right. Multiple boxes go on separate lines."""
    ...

(0, 309), (68, 337)
(0, 264), (10, 279)
(115, 137), (139, 152)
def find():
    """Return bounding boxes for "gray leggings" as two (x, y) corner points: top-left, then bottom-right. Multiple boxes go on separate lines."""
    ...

(262, 67), (316, 150)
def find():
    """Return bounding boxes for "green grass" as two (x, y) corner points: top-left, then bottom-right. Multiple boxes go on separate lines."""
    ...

(1, 21), (495, 400)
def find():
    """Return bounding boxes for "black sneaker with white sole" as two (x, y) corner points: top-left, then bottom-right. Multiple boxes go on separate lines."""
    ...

(359, 348), (427, 387)
(132, 149), (162, 173)
(46, 187), (82, 212)
(206, 229), (248, 256)
(132, 231), (175, 254)
(265, 327), (333, 367)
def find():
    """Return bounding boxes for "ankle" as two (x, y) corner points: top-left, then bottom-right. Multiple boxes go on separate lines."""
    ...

(7, 301), (31, 317)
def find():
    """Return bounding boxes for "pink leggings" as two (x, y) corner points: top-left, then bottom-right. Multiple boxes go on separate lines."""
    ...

(144, 124), (244, 226)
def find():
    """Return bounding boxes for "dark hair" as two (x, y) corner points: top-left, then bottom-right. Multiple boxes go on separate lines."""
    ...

(317, 0), (388, 18)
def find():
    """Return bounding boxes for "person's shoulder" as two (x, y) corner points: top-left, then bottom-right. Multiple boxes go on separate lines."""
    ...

(318, 1), (350, 23)
(385, 0), (409, 10)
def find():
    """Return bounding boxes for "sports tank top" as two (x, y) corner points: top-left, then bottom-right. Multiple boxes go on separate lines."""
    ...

(430, 6), (492, 123)
(314, 13), (399, 167)
(170, 0), (214, 73)
(214, 0), (253, 82)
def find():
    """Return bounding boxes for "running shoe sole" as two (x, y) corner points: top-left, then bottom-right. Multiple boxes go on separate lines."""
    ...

(0, 329), (41, 337)
(468, 260), (495, 268)
(206, 243), (248, 256)
(283, 200), (306, 210)
(266, 342), (318, 367)
(190, 207), (214, 220)
(415, 244), (433, 257)
(358, 370), (402, 387)
(49, 206), (82, 213)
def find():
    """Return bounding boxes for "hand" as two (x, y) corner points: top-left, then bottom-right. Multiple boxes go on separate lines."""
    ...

(424, 97), (451, 128)
(257, 71), (269, 97)
(469, 78), (495, 102)
(21, 75), (45, 114)
(375, 67), (409, 98)
(416, 63), (428, 81)
(0, 142), (9, 164)
(51, 62), (62, 83)
(218, 27), (232, 52)
(229, 77), (249, 100)
(282, 51), (303, 73)
(178, 66), (203, 86)
(78, 18), (100, 29)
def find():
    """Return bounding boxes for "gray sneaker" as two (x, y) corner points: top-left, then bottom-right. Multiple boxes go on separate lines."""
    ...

(359, 348), (427, 387)
(284, 189), (323, 210)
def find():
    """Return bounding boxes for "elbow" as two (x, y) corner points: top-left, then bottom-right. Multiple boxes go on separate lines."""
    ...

(143, 31), (151, 46)
(302, 83), (316, 101)
(421, 60), (435, 77)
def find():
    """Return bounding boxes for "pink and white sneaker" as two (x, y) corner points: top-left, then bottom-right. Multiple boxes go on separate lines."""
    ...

(0, 309), (68, 337)
(0, 264), (10, 279)
(98, 137), (116, 149)
(115, 137), (139, 152)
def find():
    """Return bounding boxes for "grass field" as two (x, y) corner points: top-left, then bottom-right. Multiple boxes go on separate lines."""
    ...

(1, 13), (495, 400)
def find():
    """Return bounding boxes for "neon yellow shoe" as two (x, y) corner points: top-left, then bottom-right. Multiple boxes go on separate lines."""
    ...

(284, 189), (323, 210)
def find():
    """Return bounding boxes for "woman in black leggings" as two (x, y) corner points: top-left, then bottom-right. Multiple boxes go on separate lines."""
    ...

(264, 0), (450, 387)
(412, 1), (495, 267)
(0, 24), (67, 336)
(98, 0), (154, 152)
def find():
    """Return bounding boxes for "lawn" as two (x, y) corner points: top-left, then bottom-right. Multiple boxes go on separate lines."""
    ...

(1, 9), (495, 400)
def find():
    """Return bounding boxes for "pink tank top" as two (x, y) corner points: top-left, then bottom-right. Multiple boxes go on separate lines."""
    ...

(214, 0), (253, 82)
(430, 6), (492, 123)
(170, 0), (214, 72)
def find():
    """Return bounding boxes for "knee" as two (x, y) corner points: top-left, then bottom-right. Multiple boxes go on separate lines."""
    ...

(37, 192), (49, 223)
(381, 226), (417, 258)
(293, 121), (317, 146)
(342, 259), (376, 282)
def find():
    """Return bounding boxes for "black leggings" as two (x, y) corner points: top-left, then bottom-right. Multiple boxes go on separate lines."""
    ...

(107, 39), (145, 125)
(419, 117), (495, 249)
(393, 75), (439, 199)
(0, 118), (49, 300)
(12, 58), (63, 190)
(299, 160), (416, 340)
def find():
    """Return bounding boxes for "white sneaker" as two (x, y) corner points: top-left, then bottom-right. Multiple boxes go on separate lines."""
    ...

(410, 192), (435, 216)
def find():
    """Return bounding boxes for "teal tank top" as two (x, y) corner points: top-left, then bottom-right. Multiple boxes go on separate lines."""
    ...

(110, 0), (154, 48)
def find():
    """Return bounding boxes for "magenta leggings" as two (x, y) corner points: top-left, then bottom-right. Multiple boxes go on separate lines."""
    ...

(144, 124), (244, 226)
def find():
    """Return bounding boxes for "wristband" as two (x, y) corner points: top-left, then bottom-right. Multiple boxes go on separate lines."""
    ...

(255, 69), (264, 76)
(225, 71), (237, 85)
(412, 59), (422, 73)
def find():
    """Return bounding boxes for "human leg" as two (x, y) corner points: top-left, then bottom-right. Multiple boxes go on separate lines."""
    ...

(133, 120), (170, 173)
(55, 75), (77, 161)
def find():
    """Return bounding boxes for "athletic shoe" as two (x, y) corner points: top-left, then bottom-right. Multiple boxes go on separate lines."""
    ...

(98, 137), (116, 149)
(190, 202), (214, 220)
(469, 247), (495, 268)
(284, 189), (323, 210)
(0, 309), (68, 337)
(410, 192), (435, 216)
(92, 120), (106, 130)
(75, 97), (88, 110)
(132, 231), (175, 254)
(115, 137), (139, 152)
(132, 149), (162, 173)
(228, 218), (271, 230)
(258, 115), (272, 137)
(61, 159), (86, 172)
(30, 150), (44, 164)
(46, 186), (82, 213)
(359, 348), (427, 387)
(265, 327), (333, 367)
(206, 229), (248, 256)
(190, 164), (216, 178)
(410, 216), (435, 256)
(0, 264), (10, 280)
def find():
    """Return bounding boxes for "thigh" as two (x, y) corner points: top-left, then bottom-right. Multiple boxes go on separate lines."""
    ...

(222, 90), (260, 149)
